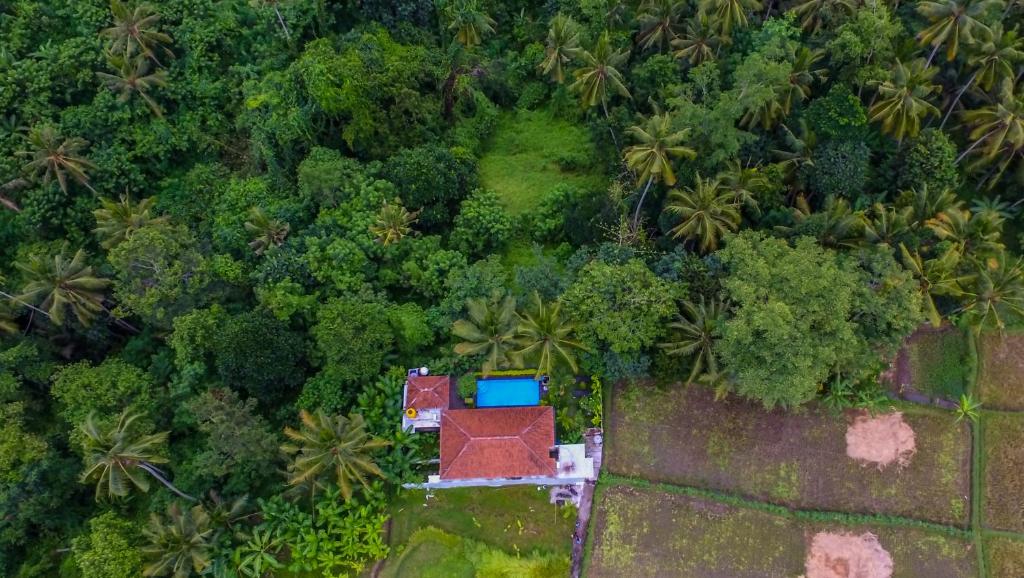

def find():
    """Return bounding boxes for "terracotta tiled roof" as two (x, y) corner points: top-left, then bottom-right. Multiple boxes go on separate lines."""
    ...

(405, 375), (451, 411)
(439, 407), (556, 480)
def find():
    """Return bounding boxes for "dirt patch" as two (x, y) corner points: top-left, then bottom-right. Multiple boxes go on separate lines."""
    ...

(978, 332), (1024, 410)
(845, 412), (916, 469)
(805, 532), (893, 578)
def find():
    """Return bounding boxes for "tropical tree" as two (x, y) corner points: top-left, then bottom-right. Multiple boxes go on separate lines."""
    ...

(664, 174), (741, 252)
(233, 528), (283, 578)
(899, 243), (967, 327)
(244, 207), (290, 256)
(452, 291), (520, 373)
(369, 199), (418, 246)
(916, 0), (999, 65)
(570, 31), (631, 147)
(623, 111), (696, 229)
(959, 253), (1024, 333)
(959, 81), (1024, 187)
(16, 125), (95, 193)
(443, 0), (496, 48)
(0, 300), (16, 334)
(514, 292), (589, 378)
(777, 195), (865, 249)
(781, 47), (828, 116)
(862, 203), (912, 246)
(80, 410), (196, 501)
(96, 54), (168, 116)
(902, 184), (961, 225)
(659, 296), (727, 383)
(699, 0), (762, 37)
(101, 0), (173, 64)
(787, 0), (857, 34)
(926, 207), (1004, 256)
(717, 159), (768, 216)
(671, 15), (722, 66)
(940, 23), (1023, 129)
(93, 195), (168, 249)
(281, 410), (388, 501)
(14, 248), (110, 326)
(142, 503), (213, 578)
(250, 0), (292, 39)
(540, 14), (581, 83)
(869, 59), (941, 142)
(636, 0), (687, 52)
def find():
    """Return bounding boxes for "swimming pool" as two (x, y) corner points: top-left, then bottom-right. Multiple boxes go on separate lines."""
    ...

(476, 376), (541, 407)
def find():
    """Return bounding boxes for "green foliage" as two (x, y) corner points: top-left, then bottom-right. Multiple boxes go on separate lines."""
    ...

(211, 310), (305, 405)
(805, 140), (871, 199)
(0, 402), (47, 485)
(312, 298), (395, 384)
(802, 85), (868, 142)
(897, 129), (960, 194)
(72, 512), (143, 578)
(451, 189), (513, 257)
(51, 359), (155, 424)
(383, 144), (478, 230)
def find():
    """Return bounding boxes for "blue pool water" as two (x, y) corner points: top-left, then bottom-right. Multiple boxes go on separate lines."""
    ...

(476, 377), (541, 407)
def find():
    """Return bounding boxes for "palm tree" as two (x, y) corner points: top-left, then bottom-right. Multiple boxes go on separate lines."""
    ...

(101, 0), (173, 64)
(899, 243), (967, 327)
(142, 503), (213, 578)
(660, 296), (726, 383)
(959, 81), (1024, 187)
(244, 207), (290, 256)
(940, 23), (1023, 129)
(93, 195), (168, 249)
(233, 528), (283, 578)
(970, 195), (1019, 225)
(281, 410), (388, 501)
(777, 195), (865, 249)
(571, 32), (631, 148)
(664, 174), (741, 252)
(514, 292), (589, 378)
(80, 411), (196, 501)
(717, 159), (767, 216)
(869, 59), (941, 142)
(699, 0), (762, 38)
(14, 248), (110, 326)
(636, 0), (687, 52)
(959, 253), (1024, 334)
(787, 0), (856, 34)
(452, 291), (520, 373)
(863, 203), (912, 246)
(96, 54), (168, 117)
(926, 206), (1004, 257)
(16, 125), (95, 193)
(444, 0), (496, 48)
(671, 15), (722, 66)
(540, 14), (581, 84)
(369, 199), (418, 246)
(623, 111), (697, 230)
(781, 47), (827, 116)
(0, 300), (16, 335)
(916, 0), (999, 65)
(901, 184), (961, 226)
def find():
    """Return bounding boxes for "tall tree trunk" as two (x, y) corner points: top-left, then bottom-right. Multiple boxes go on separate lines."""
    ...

(940, 70), (979, 130)
(601, 98), (620, 152)
(925, 43), (941, 68)
(631, 176), (654, 232)
(0, 289), (51, 319)
(274, 5), (291, 39)
(138, 462), (197, 502)
(955, 128), (998, 163)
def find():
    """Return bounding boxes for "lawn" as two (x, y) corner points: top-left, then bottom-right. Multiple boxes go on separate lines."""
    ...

(585, 482), (977, 578)
(381, 527), (568, 578)
(982, 411), (1024, 533)
(978, 331), (1024, 411)
(606, 384), (971, 526)
(478, 109), (606, 216)
(905, 327), (970, 399)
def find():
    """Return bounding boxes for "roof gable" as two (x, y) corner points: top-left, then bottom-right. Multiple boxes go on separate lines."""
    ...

(405, 375), (451, 411)
(439, 407), (556, 480)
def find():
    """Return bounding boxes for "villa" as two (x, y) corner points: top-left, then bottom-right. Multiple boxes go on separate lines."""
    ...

(401, 368), (598, 489)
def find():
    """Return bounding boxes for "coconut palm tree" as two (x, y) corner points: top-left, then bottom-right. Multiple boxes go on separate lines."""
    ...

(444, 0), (496, 48)
(571, 32), (631, 148)
(916, 0), (999, 65)
(863, 203), (913, 246)
(636, 0), (687, 52)
(777, 195), (865, 249)
(787, 0), (857, 34)
(233, 528), (283, 578)
(699, 0), (762, 38)
(959, 253), (1024, 334)
(514, 292), (589, 378)
(623, 111), (696, 230)
(14, 248), (110, 326)
(781, 47), (828, 116)
(142, 503), (213, 578)
(16, 125), (95, 194)
(281, 411), (388, 501)
(96, 54), (168, 117)
(901, 184), (961, 226)
(671, 15), (722, 66)
(899, 243), (967, 327)
(93, 195), (168, 249)
(102, 0), (173, 64)
(717, 159), (767, 216)
(244, 207), (289, 256)
(940, 23), (1023, 129)
(80, 410), (196, 501)
(926, 206), (1005, 257)
(959, 81), (1024, 187)
(664, 174), (741, 252)
(660, 296), (726, 384)
(540, 14), (581, 84)
(369, 199), (418, 246)
(453, 291), (520, 373)
(869, 59), (941, 142)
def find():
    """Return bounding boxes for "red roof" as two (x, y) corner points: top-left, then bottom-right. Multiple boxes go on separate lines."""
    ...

(405, 375), (451, 411)
(439, 407), (556, 480)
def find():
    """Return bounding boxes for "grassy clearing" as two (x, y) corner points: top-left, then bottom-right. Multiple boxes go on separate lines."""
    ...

(982, 411), (1024, 533)
(606, 384), (971, 525)
(907, 328), (970, 399)
(586, 482), (977, 578)
(478, 109), (606, 216)
(386, 486), (574, 557)
(978, 332), (1024, 410)
(986, 535), (1024, 577)
(380, 527), (568, 578)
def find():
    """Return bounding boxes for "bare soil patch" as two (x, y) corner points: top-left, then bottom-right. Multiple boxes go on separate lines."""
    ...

(805, 532), (893, 578)
(983, 412), (1024, 532)
(978, 332), (1024, 410)
(845, 412), (916, 469)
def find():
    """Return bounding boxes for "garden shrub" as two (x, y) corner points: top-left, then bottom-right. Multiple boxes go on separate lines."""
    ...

(451, 189), (513, 257)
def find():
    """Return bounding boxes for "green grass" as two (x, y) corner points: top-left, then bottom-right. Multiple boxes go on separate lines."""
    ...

(387, 486), (574, 557)
(381, 527), (568, 578)
(478, 109), (606, 216)
(908, 329), (970, 399)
